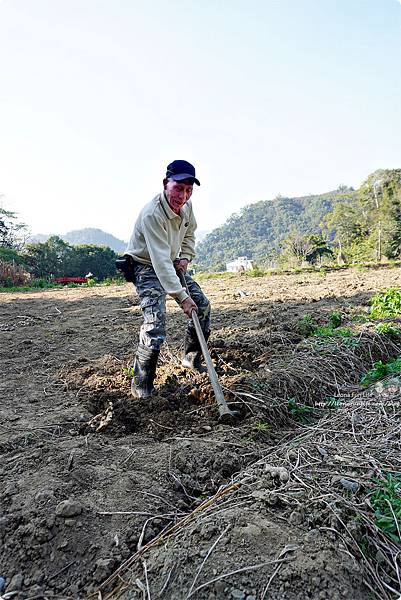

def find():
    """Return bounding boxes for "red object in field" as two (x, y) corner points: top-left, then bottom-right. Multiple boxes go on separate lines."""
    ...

(55, 277), (88, 284)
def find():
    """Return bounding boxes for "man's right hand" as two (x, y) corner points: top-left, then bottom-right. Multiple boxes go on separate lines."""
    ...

(181, 297), (198, 317)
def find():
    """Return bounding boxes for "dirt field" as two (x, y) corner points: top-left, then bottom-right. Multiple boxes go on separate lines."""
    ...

(1, 267), (401, 600)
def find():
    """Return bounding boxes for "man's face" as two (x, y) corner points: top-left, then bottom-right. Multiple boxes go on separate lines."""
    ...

(164, 179), (193, 213)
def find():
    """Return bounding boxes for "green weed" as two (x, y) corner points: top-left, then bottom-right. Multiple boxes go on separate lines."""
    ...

(361, 357), (401, 387)
(369, 473), (401, 543)
(0, 281), (62, 293)
(370, 288), (401, 318)
(100, 276), (125, 286)
(122, 366), (135, 378)
(314, 326), (353, 338)
(375, 322), (400, 338)
(288, 398), (315, 423)
(253, 421), (271, 434)
(297, 313), (355, 344)
(246, 266), (265, 277)
(195, 272), (236, 280)
(296, 315), (317, 336)
(328, 311), (342, 329)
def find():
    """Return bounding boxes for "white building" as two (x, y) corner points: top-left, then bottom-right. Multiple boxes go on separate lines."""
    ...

(226, 256), (253, 272)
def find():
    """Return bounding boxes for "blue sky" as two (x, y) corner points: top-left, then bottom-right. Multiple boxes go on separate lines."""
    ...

(0, 0), (400, 241)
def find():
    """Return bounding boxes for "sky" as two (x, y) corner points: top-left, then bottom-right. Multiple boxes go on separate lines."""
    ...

(0, 0), (400, 242)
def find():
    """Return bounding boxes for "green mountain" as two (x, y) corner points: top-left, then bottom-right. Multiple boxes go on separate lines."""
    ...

(195, 187), (356, 271)
(29, 228), (126, 253)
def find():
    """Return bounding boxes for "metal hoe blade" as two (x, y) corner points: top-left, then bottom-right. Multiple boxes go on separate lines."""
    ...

(177, 270), (240, 423)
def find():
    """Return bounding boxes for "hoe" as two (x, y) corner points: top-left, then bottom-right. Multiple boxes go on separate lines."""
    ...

(177, 270), (240, 424)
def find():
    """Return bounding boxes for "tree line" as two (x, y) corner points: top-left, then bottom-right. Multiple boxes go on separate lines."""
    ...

(0, 210), (119, 287)
(194, 169), (401, 271)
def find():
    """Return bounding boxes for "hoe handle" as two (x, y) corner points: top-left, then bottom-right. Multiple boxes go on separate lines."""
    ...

(177, 270), (236, 420)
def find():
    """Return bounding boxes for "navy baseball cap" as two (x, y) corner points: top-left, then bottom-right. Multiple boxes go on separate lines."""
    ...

(166, 160), (200, 186)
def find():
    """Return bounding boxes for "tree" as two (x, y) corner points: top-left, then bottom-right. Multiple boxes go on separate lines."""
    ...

(358, 169), (401, 261)
(0, 205), (30, 285)
(67, 245), (118, 279)
(305, 235), (333, 265)
(323, 202), (366, 249)
(23, 236), (73, 278)
(0, 207), (28, 250)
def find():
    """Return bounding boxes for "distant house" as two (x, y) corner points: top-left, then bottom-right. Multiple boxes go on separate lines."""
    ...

(226, 256), (253, 272)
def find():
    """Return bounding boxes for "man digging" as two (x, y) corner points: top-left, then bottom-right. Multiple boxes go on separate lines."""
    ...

(124, 159), (211, 398)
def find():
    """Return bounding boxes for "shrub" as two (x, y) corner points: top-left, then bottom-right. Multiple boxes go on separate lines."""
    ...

(328, 311), (343, 329)
(369, 473), (401, 543)
(288, 398), (315, 423)
(0, 258), (30, 287)
(375, 323), (400, 338)
(297, 315), (317, 336)
(246, 265), (265, 277)
(370, 288), (401, 318)
(361, 357), (401, 387)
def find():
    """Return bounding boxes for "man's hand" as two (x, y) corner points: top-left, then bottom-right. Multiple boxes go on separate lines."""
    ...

(181, 297), (198, 317)
(174, 258), (189, 274)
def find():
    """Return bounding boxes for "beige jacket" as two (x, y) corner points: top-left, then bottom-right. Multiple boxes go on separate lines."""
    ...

(125, 192), (197, 302)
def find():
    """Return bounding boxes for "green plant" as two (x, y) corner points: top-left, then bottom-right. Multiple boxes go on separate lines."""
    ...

(288, 398), (314, 423)
(369, 473), (401, 543)
(249, 379), (269, 394)
(361, 357), (401, 387)
(122, 366), (135, 378)
(0, 279), (63, 293)
(253, 421), (270, 432)
(246, 265), (265, 277)
(375, 322), (400, 338)
(370, 288), (401, 318)
(195, 271), (236, 281)
(328, 311), (342, 329)
(314, 325), (353, 338)
(101, 276), (125, 286)
(297, 315), (317, 337)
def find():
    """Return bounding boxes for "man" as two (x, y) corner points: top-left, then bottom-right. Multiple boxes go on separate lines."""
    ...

(124, 160), (211, 398)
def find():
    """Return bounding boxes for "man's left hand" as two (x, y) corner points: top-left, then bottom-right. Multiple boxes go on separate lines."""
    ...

(174, 258), (189, 274)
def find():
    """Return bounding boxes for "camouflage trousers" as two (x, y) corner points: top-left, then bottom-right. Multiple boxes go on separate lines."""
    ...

(133, 262), (211, 350)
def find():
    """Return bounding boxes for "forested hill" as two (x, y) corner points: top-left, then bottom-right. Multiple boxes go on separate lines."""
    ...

(195, 188), (356, 271)
(29, 228), (126, 253)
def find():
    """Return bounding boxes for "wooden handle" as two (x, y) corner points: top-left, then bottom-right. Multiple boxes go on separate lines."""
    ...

(177, 270), (233, 418)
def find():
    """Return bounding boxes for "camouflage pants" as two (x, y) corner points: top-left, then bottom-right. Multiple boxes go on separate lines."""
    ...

(133, 262), (211, 350)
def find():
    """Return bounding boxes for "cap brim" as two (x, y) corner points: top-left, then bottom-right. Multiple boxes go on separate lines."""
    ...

(171, 173), (200, 186)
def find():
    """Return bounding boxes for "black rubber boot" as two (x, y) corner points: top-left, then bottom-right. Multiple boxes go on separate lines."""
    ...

(131, 345), (159, 398)
(182, 328), (210, 373)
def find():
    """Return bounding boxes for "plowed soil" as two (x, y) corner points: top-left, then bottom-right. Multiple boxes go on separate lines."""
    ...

(1, 267), (401, 600)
